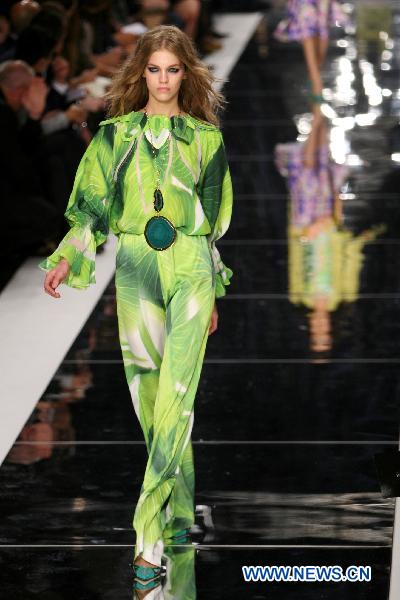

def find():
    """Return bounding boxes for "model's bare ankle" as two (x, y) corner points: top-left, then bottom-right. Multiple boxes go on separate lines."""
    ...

(134, 555), (159, 568)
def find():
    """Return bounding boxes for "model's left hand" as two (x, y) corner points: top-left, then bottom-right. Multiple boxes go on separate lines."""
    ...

(209, 302), (218, 335)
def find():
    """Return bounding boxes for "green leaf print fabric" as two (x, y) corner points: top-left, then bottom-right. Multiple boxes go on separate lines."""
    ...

(38, 111), (233, 298)
(38, 124), (115, 289)
(197, 126), (234, 298)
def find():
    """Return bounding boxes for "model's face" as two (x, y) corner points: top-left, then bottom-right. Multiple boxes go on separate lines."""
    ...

(142, 49), (186, 105)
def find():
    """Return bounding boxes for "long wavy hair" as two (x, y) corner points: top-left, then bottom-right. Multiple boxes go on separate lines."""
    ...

(104, 25), (227, 126)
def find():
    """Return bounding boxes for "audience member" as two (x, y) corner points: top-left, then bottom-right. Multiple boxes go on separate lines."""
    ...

(0, 60), (60, 256)
(0, 14), (17, 62)
(10, 0), (41, 34)
(1, 0), (231, 263)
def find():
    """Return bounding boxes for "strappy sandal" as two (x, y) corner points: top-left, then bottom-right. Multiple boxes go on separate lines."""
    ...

(133, 563), (166, 591)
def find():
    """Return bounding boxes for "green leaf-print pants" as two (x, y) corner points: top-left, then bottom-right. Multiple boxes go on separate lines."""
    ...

(115, 229), (216, 566)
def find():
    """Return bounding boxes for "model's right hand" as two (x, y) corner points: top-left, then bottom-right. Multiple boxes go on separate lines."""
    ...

(43, 258), (70, 298)
(208, 302), (218, 335)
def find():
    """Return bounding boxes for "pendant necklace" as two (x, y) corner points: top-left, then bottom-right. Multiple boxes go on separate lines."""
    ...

(143, 106), (179, 251)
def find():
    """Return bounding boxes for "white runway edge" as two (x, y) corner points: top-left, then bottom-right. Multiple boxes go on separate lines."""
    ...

(0, 234), (117, 467)
(0, 13), (264, 468)
(203, 12), (264, 92)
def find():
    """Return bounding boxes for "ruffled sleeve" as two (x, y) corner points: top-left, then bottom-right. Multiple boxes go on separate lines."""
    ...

(198, 127), (234, 299)
(38, 124), (115, 289)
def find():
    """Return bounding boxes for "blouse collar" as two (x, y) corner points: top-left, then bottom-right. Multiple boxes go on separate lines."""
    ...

(121, 110), (196, 144)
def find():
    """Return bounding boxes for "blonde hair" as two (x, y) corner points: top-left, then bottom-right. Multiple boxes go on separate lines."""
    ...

(104, 25), (227, 126)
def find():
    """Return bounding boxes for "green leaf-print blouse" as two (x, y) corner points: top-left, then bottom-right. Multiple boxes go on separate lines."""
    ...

(38, 110), (234, 299)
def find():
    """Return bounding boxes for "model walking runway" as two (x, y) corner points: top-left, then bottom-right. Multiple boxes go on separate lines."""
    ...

(39, 24), (233, 590)
(0, 2), (399, 598)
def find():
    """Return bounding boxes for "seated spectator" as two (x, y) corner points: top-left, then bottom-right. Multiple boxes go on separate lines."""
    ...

(170, 0), (201, 38)
(0, 13), (17, 62)
(14, 23), (57, 77)
(9, 0), (41, 34)
(136, 0), (184, 30)
(13, 19), (96, 139)
(0, 59), (92, 250)
(194, 0), (224, 55)
(132, 1), (225, 55)
(0, 60), (60, 256)
(1, 1), (68, 63)
(61, 0), (124, 79)
(44, 53), (107, 136)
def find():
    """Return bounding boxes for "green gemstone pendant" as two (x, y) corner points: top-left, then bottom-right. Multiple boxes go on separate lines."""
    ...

(144, 215), (176, 251)
(154, 188), (164, 212)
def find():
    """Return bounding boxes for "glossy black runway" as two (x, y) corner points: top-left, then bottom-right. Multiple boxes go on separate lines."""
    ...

(1, 4), (400, 599)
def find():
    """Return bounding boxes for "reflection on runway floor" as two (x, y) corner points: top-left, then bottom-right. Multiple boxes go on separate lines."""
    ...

(2, 1), (400, 598)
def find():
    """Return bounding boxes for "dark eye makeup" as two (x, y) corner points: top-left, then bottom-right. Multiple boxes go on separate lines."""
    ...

(147, 67), (180, 73)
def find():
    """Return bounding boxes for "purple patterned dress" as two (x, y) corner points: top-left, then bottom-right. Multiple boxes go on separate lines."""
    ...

(274, 0), (348, 41)
(274, 141), (349, 228)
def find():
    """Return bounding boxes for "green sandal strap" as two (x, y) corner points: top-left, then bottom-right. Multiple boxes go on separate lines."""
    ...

(308, 92), (324, 104)
(172, 528), (191, 539)
(164, 526), (191, 540)
(133, 564), (163, 581)
(133, 578), (162, 591)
